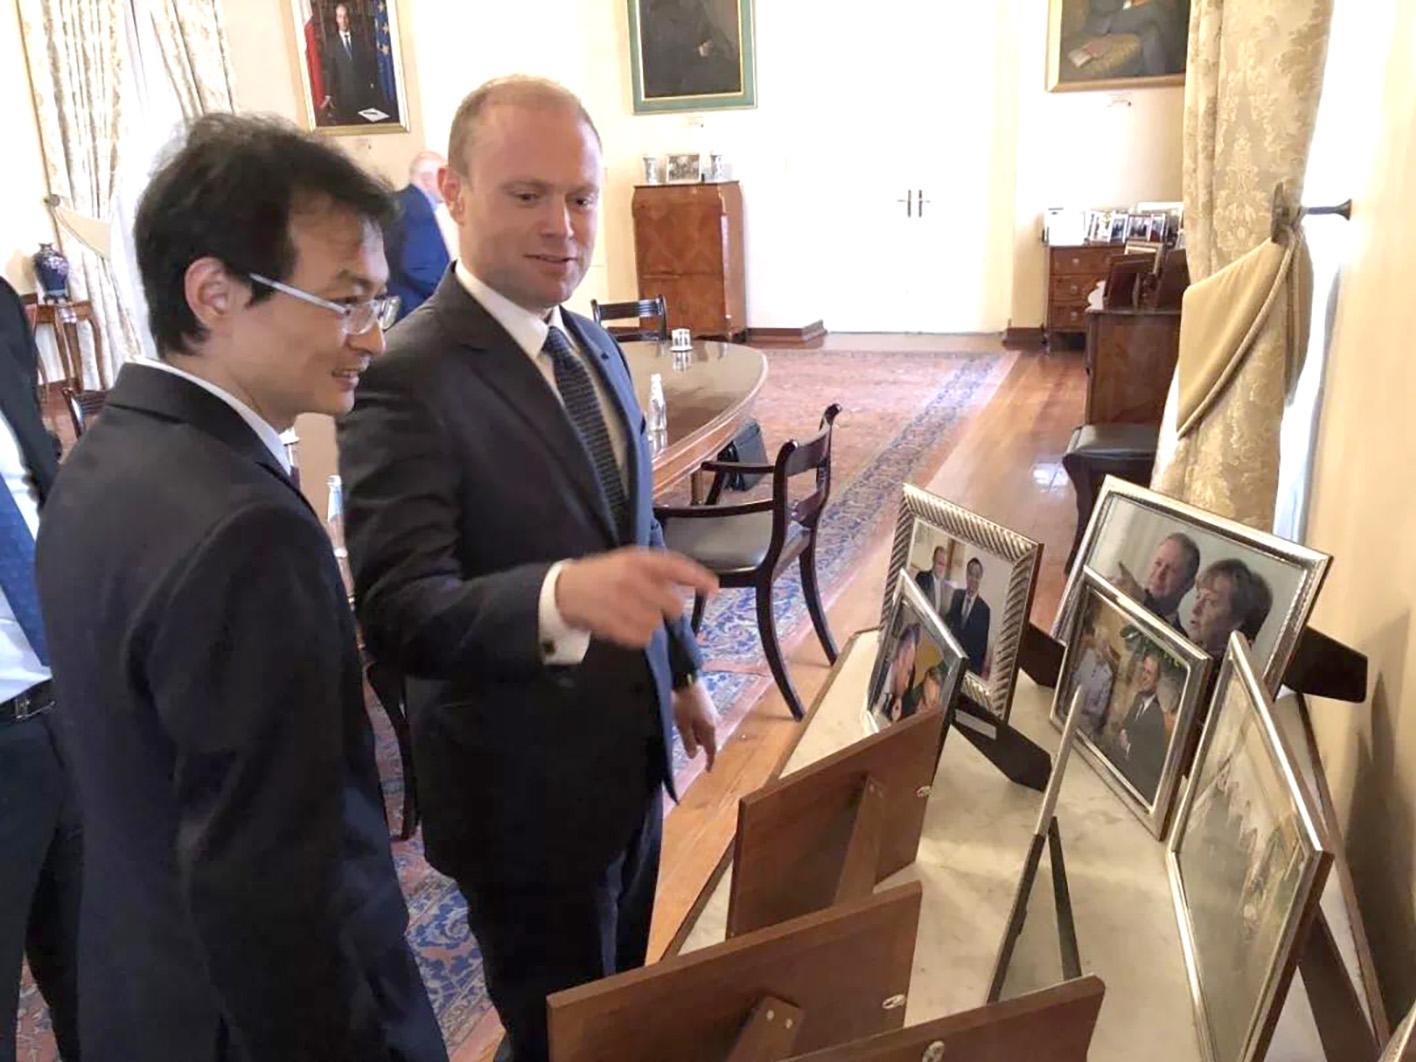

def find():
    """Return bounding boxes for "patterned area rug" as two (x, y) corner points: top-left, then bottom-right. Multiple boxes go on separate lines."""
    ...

(14, 347), (1008, 1060)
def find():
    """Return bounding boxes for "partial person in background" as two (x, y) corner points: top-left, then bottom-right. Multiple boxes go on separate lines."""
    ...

(1070, 616), (1116, 738)
(944, 557), (990, 674)
(0, 276), (81, 1062)
(914, 545), (951, 615)
(388, 151), (452, 322)
(872, 623), (920, 723)
(35, 115), (445, 1062)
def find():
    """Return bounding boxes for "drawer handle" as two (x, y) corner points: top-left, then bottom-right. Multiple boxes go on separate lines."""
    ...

(1070, 256), (1081, 267)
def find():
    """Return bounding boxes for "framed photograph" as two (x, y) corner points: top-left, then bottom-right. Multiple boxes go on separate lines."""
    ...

(1054, 477), (1330, 694)
(1108, 211), (1128, 242)
(1167, 634), (1332, 1062)
(287, 0), (409, 134)
(665, 152), (703, 184)
(627, 0), (758, 114)
(1046, 0), (1190, 92)
(1052, 568), (1213, 837)
(882, 484), (1042, 723)
(865, 572), (967, 733)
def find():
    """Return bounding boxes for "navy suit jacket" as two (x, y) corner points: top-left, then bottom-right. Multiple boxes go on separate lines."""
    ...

(0, 278), (59, 497)
(36, 365), (410, 1061)
(388, 185), (450, 322)
(338, 271), (703, 888)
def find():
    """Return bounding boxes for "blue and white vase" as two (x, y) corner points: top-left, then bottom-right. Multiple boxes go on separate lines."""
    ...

(32, 242), (70, 302)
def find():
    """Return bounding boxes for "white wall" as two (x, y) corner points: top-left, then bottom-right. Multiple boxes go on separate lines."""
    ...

(1, 0), (60, 291)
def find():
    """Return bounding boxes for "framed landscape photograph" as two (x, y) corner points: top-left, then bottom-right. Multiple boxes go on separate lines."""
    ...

(1167, 634), (1332, 1062)
(883, 484), (1042, 723)
(865, 572), (967, 734)
(1046, 0), (1190, 92)
(288, 0), (409, 134)
(627, 0), (758, 114)
(1055, 477), (1330, 694)
(1052, 568), (1213, 837)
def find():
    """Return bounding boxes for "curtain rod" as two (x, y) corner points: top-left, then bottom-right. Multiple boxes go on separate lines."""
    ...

(1271, 182), (1351, 243)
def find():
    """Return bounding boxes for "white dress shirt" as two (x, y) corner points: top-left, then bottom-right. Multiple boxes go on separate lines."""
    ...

(454, 263), (631, 665)
(135, 357), (293, 475)
(0, 411), (49, 703)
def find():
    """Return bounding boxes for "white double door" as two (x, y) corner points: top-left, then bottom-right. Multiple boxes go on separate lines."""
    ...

(818, 2), (1013, 334)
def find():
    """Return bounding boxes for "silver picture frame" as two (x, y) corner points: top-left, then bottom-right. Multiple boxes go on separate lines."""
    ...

(1054, 477), (1330, 694)
(865, 571), (967, 734)
(1051, 567), (1214, 838)
(1167, 634), (1332, 1062)
(882, 484), (1042, 723)
(1382, 1000), (1416, 1061)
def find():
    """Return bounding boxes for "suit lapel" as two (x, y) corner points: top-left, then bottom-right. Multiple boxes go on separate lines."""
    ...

(427, 276), (618, 544)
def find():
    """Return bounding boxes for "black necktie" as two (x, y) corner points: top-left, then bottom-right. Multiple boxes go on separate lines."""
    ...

(543, 326), (628, 537)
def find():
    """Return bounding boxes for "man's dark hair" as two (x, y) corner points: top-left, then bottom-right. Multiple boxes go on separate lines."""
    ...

(966, 557), (984, 576)
(136, 113), (395, 356)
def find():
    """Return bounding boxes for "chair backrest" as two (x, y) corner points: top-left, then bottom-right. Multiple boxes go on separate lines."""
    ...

(590, 295), (669, 342)
(1102, 253), (1156, 309)
(770, 403), (842, 541)
(62, 387), (107, 437)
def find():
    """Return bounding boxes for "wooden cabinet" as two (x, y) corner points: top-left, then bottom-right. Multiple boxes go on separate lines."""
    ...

(632, 182), (746, 339)
(1045, 244), (1120, 341)
(1084, 307), (1182, 425)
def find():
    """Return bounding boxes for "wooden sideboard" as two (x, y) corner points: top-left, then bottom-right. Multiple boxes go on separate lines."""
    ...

(1084, 307), (1182, 425)
(1045, 243), (1121, 341)
(631, 181), (746, 340)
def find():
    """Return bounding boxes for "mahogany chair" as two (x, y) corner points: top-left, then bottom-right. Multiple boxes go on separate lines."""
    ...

(365, 658), (419, 841)
(61, 386), (107, 438)
(655, 404), (842, 720)
(590, 295), (670, 342)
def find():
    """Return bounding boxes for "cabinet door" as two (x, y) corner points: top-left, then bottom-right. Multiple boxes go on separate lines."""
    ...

(633, 194), (727, 277)
(642, 275), (727, 335)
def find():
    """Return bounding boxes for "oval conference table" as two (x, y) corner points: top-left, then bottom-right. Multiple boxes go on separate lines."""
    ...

(621, 338), (768, 498)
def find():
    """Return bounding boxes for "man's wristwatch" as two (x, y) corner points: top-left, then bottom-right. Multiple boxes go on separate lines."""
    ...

(672, 669), (700, 692)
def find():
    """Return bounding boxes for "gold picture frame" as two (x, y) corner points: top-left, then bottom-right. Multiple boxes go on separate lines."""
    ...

(1046, 0), (1189, 93)
(286, 0), (411, 136)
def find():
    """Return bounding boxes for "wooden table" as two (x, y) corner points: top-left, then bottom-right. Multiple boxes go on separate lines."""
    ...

(24, 298), (105, 390)
(622, 338), (767, 497)
(669, 630), (1363, 1061)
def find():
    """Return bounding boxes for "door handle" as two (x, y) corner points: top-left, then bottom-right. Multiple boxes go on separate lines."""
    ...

(895, 190), (914, 218)
(917, 189), (931, 217)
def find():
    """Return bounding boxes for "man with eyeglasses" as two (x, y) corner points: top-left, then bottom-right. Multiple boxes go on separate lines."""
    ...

(34, 115), (445, 1061)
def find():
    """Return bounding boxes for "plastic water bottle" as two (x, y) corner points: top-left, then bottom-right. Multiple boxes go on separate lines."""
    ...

(326, 474), (354, 594)
(648, 373), (668, 434)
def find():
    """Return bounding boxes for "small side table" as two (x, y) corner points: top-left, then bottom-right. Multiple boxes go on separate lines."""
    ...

(24, 299), (105, 390)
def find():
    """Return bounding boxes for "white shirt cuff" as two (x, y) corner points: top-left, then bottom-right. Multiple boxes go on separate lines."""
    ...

(539, 560), (591, 665)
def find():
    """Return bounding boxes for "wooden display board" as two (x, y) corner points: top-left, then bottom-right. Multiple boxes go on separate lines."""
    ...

(786, 976), (1105, 1062)
(548, 883), (923, 1061)
(727, 707), (946, 936)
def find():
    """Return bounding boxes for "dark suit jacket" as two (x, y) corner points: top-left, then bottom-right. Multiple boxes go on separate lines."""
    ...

(35, 365), (410, 1061)
(1116, 690), (1167, 801)
(913, 570), (948, 614)
(338, 272), (703, 889)
(325, 30), (379, 122)
(945, 589), (990, 674)
(0, 279), (59, 497)
(388, 186), (450, 322)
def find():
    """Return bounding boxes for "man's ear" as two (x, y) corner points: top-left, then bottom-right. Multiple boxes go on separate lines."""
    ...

(185, 257), (245, 339)
(440, 166), (466, 224)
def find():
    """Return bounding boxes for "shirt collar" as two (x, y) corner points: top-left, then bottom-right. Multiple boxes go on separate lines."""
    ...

(454, 260), (571, 361)
(136, 356), (292, 474)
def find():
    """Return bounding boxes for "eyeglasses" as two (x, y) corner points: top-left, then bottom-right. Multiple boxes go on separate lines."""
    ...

(247, 273), (400, 335)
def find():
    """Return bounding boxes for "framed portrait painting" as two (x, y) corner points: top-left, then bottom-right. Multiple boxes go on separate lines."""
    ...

(288, 0), (410, 134)
(1167, 634), (1332, 1062)
(1051, 568), (1213, 837)
(882, 485), (1042, 724)
(865, 572), (966, 735)
(1046, 0), (1190, 92)
(627, 0), (757, 114)
(1055, 477), (1330, 695)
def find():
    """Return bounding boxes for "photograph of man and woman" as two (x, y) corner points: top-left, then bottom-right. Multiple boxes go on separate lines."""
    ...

(1059, 482), (1329, 688)
(866, 575), (965, 732)
(1171, 640), (1326, 1062)
(1055, 572), (1210, 832)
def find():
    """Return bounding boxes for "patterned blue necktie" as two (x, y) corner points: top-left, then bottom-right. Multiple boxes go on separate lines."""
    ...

(543, 326), (629, 538)
(0, 482), (48, 666)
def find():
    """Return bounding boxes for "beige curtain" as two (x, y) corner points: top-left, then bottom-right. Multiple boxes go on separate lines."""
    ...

(147, 0), (237, 117)
(1150, 0), (1334, 529)
(18, 0), (138, 388)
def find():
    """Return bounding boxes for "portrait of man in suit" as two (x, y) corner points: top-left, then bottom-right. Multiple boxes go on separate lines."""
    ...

(35, 115), (444, 1060)
(944, 557), (991, 675)
(1111, 649), (1171, 802)
(914, 544), (951, 616)
(1111, 530), (1200, 634)
(338, 76), (718, 1062)
(320, 2), (381, 122)
(638, 0), (743, 100)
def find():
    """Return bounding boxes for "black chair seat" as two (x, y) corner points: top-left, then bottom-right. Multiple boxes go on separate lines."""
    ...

(1062, 422), (1160, 572)
(663, 512), (806, 575)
